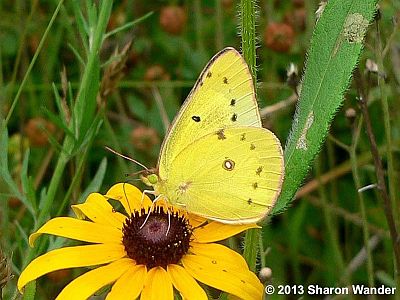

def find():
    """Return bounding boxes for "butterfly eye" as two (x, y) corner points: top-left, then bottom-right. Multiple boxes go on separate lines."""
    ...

(222, 159), (235, 171)
(147, 174), (159, 184)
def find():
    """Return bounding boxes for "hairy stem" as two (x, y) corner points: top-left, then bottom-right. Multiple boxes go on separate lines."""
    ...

(240, 0), (259, 271)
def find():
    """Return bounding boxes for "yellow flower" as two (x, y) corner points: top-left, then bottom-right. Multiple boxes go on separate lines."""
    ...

(18, 183), (264, 299)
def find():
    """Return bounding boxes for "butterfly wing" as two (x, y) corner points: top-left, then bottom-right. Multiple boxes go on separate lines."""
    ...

(158, 48), (261, 177)
(160, 127), (284, 223)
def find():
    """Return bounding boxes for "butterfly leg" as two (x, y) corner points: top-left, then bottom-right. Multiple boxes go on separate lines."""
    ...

(141, 189), (157, 205)
(166, 210), (171, 236)
(139, 194), (166, 230)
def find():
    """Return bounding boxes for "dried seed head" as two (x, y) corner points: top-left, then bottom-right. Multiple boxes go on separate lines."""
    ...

(286, 63), (300, 92)
(131, 126), (160, 151)
(259, 267), (273, 283)
(24, 117), (56, 147)
(365, 59), (378, 73)
(0, 250), (13, 291)
(293, 0), (304, 7)
(264, 22), (295, 53)
(159, 6), (187, 35)
(284, 8), (306, 32)
(144, 65), (170, 81)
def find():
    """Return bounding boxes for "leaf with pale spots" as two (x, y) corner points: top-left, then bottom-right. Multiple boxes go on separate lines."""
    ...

(274, 0), (377, 213)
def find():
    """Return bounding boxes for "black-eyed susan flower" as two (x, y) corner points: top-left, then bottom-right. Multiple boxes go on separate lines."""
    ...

(18, 183), (264, 299)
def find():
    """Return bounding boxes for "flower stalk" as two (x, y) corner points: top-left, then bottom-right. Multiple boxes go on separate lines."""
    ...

(240, 0), (260, 272)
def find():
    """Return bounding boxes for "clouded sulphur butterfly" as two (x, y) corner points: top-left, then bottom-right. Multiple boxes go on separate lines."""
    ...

(143, 47), (284, 224)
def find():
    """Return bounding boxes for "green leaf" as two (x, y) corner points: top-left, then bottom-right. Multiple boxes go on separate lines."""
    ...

(78, 157), (107, 204)
(104, 11), (154, 40)
(0, 126), (24, 201)
(42, 106), (74, 141)
(273, 0), (377, 213)
(20, 150), (36, 215)
(0, 125), (9, 173)
(376, 270), (396, 287)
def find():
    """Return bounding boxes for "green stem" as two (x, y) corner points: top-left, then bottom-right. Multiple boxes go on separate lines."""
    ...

(350, 116), (376, 296)
(240, 0), (259, 271)
(316, 157), (352, 292)
(375, 15), (399, 252)
(73, 1), (112, 134)
(194, 0), (205, 53)
(57, 149), (88, 216)
(215, 0), (224, 50)
(240, 0), (257, 84)
(5, 0), (63, 126)
(36, 154), (68, 225)
(21, 281), (36, 300)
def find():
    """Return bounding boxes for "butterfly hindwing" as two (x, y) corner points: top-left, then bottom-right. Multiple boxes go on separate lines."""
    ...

(163, 127), (284, 223)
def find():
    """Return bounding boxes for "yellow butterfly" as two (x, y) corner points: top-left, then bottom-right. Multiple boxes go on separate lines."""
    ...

(143, 47), (284, 224)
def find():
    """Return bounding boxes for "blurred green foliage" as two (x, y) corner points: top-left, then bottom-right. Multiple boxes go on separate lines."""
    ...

(0, 0), (399, 299)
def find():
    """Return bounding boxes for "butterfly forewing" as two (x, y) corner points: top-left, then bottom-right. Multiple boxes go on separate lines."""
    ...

(158, 48), (261, 177)
(163, 127), (284, 223)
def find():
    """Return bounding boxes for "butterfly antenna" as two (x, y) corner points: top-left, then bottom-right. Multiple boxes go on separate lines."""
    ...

(124, 177), (142, 181)
(125, 170), (147, 178)
(105, 146), (149, 170)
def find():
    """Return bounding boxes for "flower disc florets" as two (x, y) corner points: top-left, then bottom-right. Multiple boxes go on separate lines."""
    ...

(122, 206), (192, 268)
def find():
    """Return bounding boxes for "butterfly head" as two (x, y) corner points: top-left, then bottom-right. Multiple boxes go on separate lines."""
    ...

(140, 168), (159, 187)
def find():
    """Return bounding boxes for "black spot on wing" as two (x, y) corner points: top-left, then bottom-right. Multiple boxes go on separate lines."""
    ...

(240, 133), (246, 141)
(231, 113), (237, 122)
(207, 71), (212, 78)
(230, 99), (236, 106)
(223, 77), (228, 84)
(250, 143), (255, 150)
(192, 116), (201, 122)
(216, 129), (226, 140)
(256, 166), (263, 176)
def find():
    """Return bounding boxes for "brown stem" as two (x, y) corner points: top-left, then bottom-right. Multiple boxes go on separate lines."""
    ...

(354, 68), (400, 279)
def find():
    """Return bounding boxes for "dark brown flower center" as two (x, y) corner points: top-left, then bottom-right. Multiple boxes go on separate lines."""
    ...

(122, 207), (192, 268)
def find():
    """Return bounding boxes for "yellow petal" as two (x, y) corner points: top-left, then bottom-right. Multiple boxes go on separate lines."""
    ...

(106, 265), (147, 300)
(105, 183), (152, 215)
(193, 222), (260, 243)
(18, 244), (126, 291)
(140, 267), (173, 300)
(29, 217), (122, 246)
(72, 192), (126, 228)
(167, 264), (207, 300)
(182, 255), (263, 300)
(55, 258), (134, 300)
(189, 242), (249, 271)
(187, 213), (207, 228)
